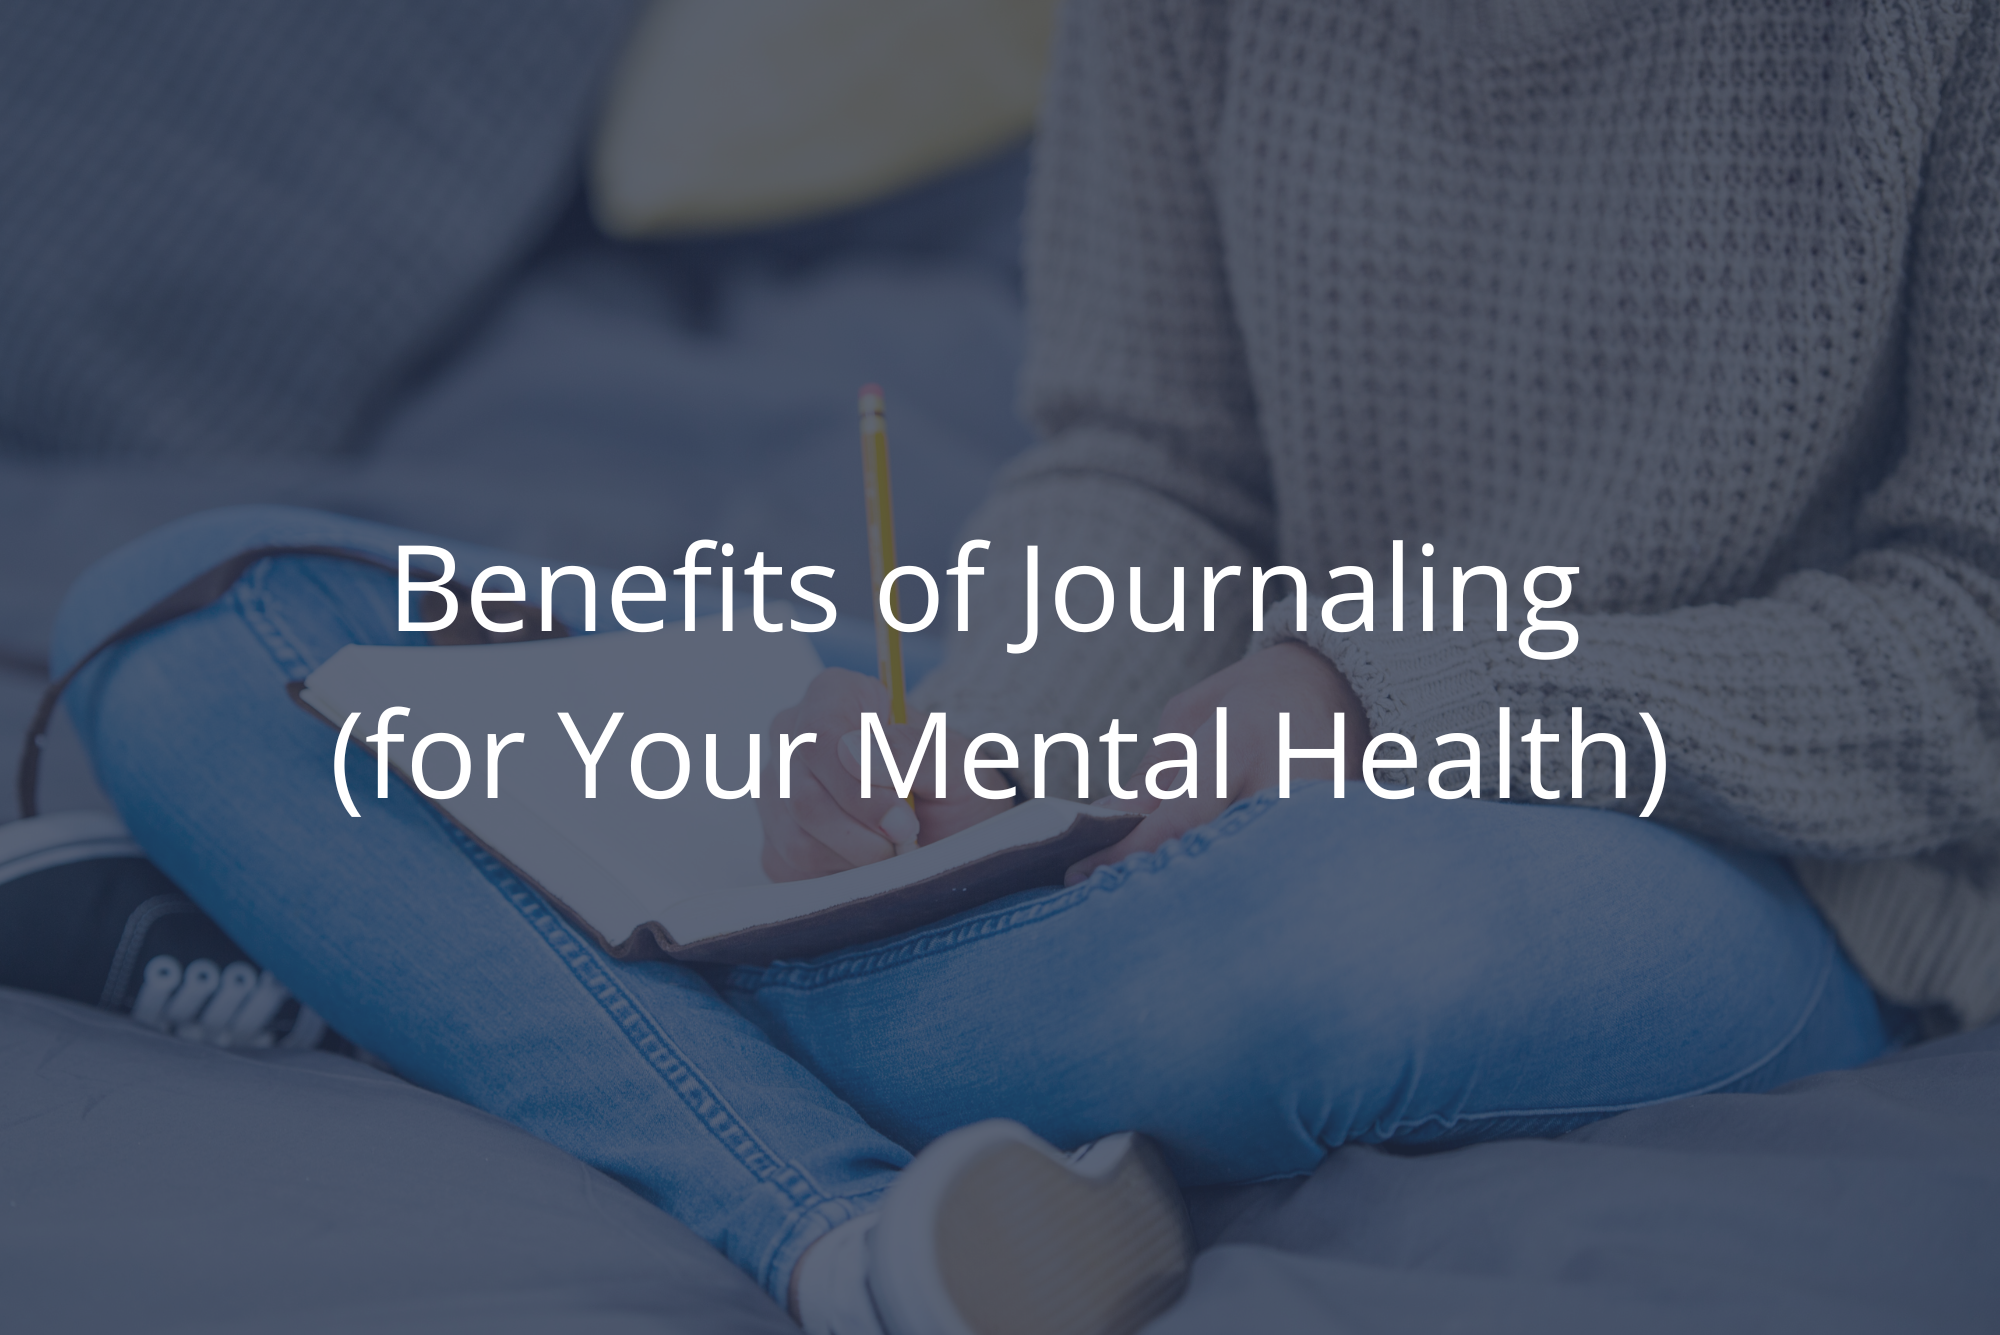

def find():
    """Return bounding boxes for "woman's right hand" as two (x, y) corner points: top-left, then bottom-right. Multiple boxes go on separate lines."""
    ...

(757, 668), (1014, 882)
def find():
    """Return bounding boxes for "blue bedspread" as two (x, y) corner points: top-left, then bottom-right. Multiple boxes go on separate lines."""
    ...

(1171, 1023), (1997, 1333)
(4, 985), (1991, 1333)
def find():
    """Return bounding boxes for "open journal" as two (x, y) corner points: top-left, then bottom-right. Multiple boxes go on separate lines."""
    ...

(296, 628), (1138, 964)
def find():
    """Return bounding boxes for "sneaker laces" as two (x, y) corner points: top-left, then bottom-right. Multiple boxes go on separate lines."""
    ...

(128, 953), (326, 1049)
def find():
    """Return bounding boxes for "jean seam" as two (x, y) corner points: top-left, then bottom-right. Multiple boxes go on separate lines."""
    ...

(459, 815), (901, 1299)
(235, 562), (320, 680)
(440, 831), (842, 1214)
(235, 544), (413, 678)
(1373, 928), (1839, 1140)
(761, 1191), (892, 1304)
(729, 791), (1291, 995)
(230, 552), (855, 1287)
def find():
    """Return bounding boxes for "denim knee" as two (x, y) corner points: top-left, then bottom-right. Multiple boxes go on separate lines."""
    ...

(50, 504), (404, 677)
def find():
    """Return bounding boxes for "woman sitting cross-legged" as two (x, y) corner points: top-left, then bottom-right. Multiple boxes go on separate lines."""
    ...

(22, 2), (2000, 1333)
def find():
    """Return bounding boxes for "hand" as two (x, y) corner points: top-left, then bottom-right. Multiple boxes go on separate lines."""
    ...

(757, 668), (1014, 882)
(1064, 642), (1365, 883)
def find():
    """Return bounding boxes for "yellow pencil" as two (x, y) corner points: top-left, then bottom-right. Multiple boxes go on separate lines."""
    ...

(858, 385), (918, 839)
(858, 384), (909, 724)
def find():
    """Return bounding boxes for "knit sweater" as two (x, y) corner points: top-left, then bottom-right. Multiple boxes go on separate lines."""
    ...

(915, 0), (2000, 1027)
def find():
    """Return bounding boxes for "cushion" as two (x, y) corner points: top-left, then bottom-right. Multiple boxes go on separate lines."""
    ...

(592, 0), (1059, 235)
(0, 2), (637, 462)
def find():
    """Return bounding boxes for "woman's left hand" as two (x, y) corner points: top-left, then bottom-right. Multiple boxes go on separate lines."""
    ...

(1064, 642), (1366, 884)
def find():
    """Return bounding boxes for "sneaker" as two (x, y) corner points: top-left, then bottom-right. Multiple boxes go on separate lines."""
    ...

(0, 812), (327, 1049)
(866, 1120), (1193, 1335)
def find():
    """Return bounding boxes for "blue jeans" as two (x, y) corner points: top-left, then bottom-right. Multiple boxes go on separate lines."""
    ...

(53, 506), (1892, 1304)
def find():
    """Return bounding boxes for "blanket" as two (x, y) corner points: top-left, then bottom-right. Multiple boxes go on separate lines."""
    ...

(4, 986), (1991, 1333)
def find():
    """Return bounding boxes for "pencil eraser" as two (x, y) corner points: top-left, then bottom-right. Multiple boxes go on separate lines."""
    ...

(858, 383), (884, 409)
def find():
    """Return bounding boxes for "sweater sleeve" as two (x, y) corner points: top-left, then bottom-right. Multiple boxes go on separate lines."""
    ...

(1265, 7), (2000, 861)
(914, 0), (1265, 761)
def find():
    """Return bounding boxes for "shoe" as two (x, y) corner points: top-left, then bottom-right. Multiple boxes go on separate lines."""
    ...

(0, 811), (327, 1049)
(867, 1120), (1193, 1335)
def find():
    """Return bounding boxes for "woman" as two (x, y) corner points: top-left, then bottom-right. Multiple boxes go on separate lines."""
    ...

(31, 3), (2000, 1334)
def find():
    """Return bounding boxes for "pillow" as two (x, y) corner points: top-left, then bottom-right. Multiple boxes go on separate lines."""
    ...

(591, 0), (1059, 235)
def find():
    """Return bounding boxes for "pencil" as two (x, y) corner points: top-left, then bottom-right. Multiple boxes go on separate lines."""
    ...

(858, 385), (919, 844)
(858, 385), (909, 724)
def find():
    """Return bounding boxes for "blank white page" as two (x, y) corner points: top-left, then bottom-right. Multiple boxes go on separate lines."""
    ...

(304, 624), (822, 943)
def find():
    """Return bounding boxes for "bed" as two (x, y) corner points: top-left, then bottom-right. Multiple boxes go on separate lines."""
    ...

(5, 984), (1991, 1333)
(1, 8), (1992, 1329)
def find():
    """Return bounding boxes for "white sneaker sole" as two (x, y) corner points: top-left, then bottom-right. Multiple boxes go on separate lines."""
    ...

(0, 811), (141, 886)
(869, 1120), (1192, 1335)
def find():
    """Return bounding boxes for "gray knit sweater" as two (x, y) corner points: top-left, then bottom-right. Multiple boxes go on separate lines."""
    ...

(917, 0), (2000, 1027)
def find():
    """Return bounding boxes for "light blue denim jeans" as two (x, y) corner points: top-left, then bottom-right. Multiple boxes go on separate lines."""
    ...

(52, 506), (1893, 1304)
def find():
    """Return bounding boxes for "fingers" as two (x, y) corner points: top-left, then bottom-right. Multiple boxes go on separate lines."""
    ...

(1063, 716), (1222, 883)
(1057, 645), (1370, 888)
(759, 758), (902, 881)
(800, 766), (901, 861)
(826, 724), (938, 814)
(788, 675), (926, 823)
(760, 670), (903, 878)
(1156, 681), (1221, 734)
(760, 668), (982, 878)
(1063, 792), (1229, 885)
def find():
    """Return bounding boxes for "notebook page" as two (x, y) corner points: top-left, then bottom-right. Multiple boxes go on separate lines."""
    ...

(304, 625), (821, 942)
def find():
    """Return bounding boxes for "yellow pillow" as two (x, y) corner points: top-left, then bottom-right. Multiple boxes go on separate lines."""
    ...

(592, 0), (1060, 236)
